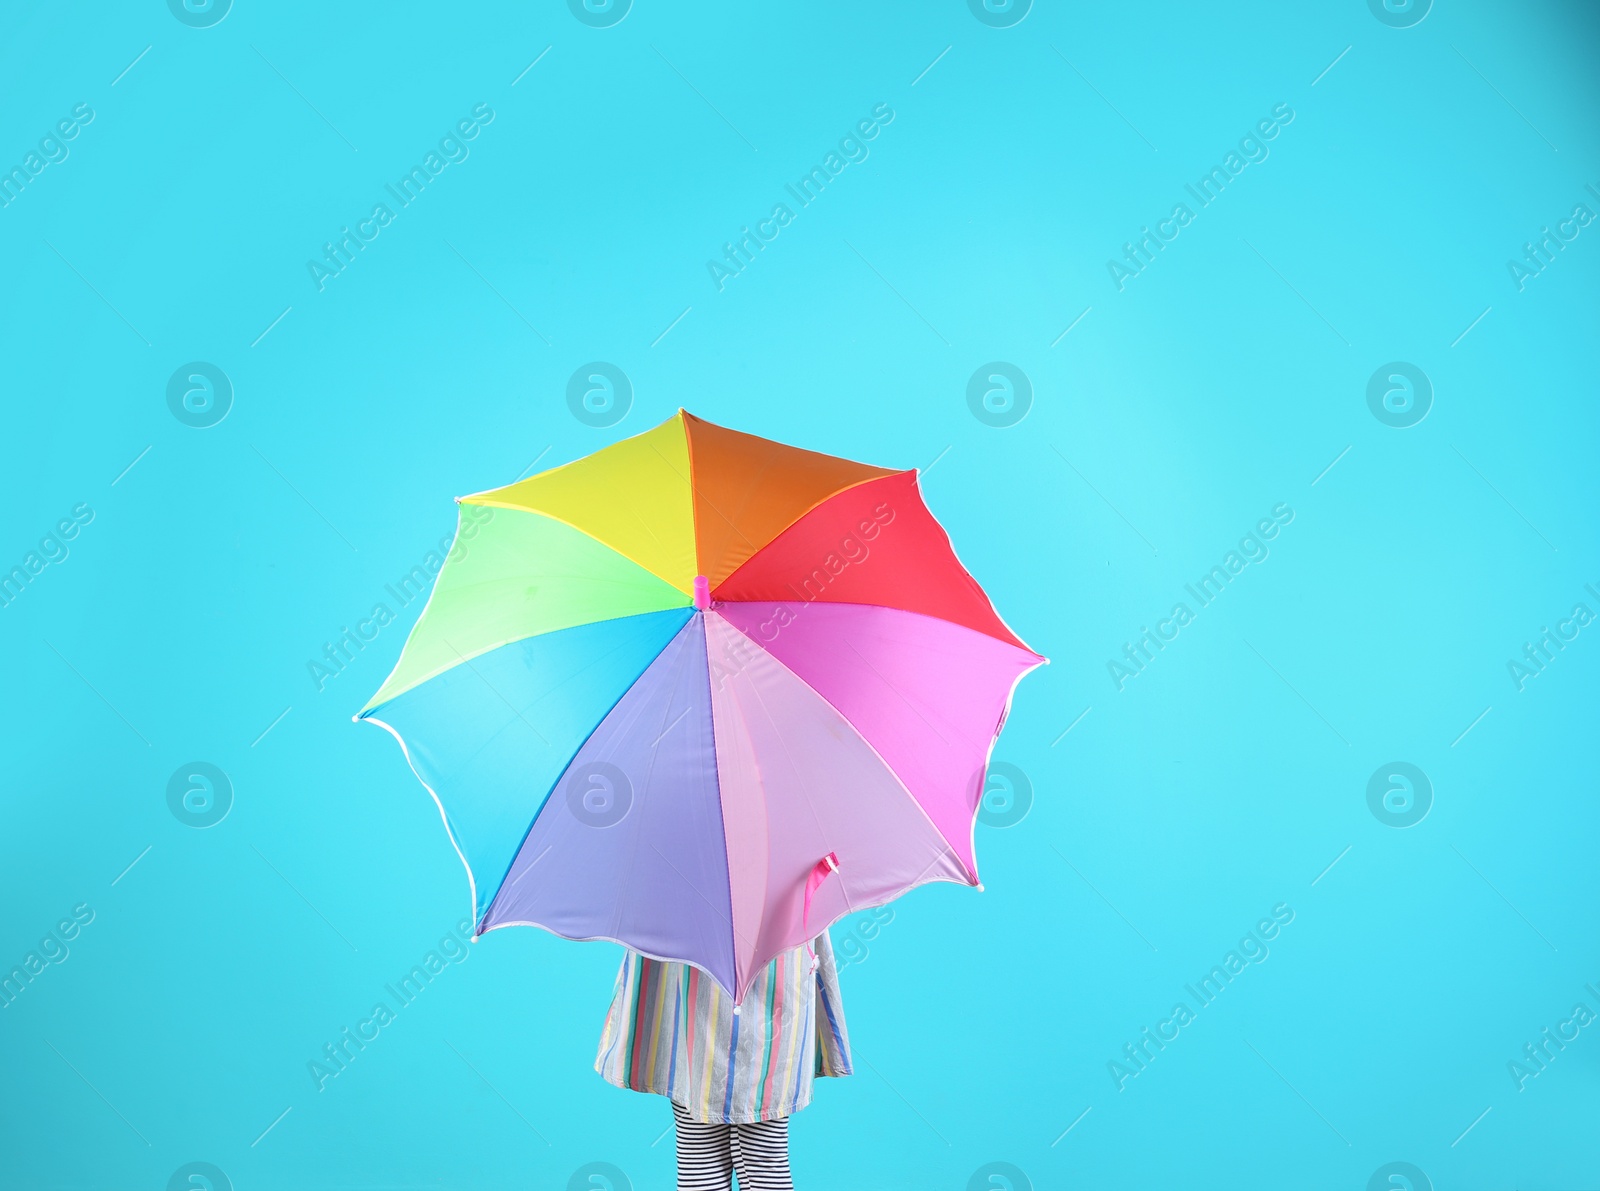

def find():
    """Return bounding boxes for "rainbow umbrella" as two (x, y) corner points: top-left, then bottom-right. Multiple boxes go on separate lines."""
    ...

(359, 411), (1044, 1001)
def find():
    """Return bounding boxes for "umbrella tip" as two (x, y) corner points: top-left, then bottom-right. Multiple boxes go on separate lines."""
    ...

(975, 882), (985, 892)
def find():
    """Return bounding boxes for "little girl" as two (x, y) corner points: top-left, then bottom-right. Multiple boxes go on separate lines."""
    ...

(595, 931), (851, 1190)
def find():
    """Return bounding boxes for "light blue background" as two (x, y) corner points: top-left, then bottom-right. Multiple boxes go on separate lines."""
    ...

(3, 2), (1598, 1188)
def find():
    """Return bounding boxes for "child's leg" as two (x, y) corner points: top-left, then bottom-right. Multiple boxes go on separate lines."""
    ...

(730, 1116), (793, 1191)
(671, 1101), (734, 1191)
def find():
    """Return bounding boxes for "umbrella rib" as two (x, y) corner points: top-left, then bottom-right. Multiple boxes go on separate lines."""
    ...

(447, 570), (691, 592)
(500, 845), (553, 896)
(476, 614), (697, 925)
(738, 666), (965, 908)
(736, 650), (973, 931)
(732, 621), (963, 887)
(638, 440), (731, 567)
(465, 611), (691, 764)
(601, 619), (756, 975)
(731, 612), (973, 866)
(649, 438), (759, 551)
(646, 838), (758, 955)
(835, 636), (999, 870)
(606, 627), (696, 945)
(713, 470), (910, 595)
(738, 660), (838, 896)
(371, 589), (692, 712)
(700, 621), (745, 992)
(606, 617), (747, 966)
(460, 501), (693, 598)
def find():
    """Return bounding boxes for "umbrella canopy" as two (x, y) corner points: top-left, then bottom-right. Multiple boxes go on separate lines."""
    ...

(359, 410), (1044, 1000)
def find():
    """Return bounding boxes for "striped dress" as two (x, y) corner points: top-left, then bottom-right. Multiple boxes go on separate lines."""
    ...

(594, 931), (852, 1124)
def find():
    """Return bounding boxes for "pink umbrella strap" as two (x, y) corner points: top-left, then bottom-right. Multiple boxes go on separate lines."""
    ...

(802, 852), (840, 967)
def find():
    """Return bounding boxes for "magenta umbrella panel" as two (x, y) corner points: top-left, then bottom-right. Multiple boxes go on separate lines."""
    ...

(359, 411), (1045, 1002)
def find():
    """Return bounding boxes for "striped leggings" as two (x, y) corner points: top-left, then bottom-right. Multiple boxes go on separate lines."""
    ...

(671, 1101), (793, 1191)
